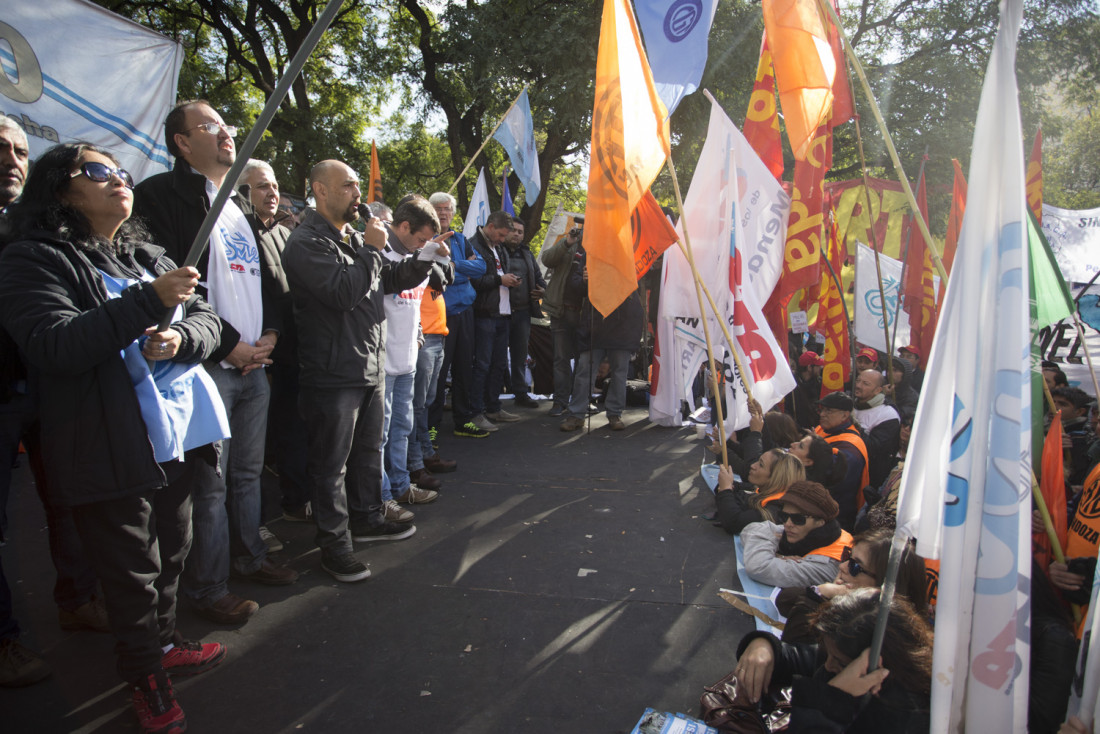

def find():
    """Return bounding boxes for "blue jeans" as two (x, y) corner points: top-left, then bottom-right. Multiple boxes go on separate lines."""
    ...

(566, 349), (631, 419)
(382, 371), (416, 499)
(508, 309), (532, 397)
(300, 384), (386, 557)
(472, 315), (510, 415)
(410, 335), (445, 471)
(184, 365), (269, 606)
(551, 311), (580, 407)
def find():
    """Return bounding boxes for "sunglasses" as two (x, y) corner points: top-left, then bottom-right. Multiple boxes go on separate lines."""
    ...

(840, 546), (879, 581)
(777, 510), (810, 526)
(185, 122), (238, 137)
(71, 162), (134, 189)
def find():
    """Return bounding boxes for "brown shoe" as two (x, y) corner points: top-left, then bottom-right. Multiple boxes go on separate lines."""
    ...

(560, 416), (584, 432)
(231, 558), (299, 586)
(607, 415), (626, 431)
(193, 593), (258, 625)
(409, 468), (442, 491)
(423, 453), (457, 474)
(59, 596), (110, 632)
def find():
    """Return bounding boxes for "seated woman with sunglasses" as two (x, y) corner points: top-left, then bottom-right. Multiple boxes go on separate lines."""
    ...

(728, 588), (932, 733)
(740, 480), (854, 588)
(0, 143), (230, 733)
(788, 431), (860, 531)
(774, 527), (929, 644)
(714, 448), (806, 535)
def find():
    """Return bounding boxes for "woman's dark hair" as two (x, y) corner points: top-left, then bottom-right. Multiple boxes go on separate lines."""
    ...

(7, 142), (148, 251)
(812, 588), (933, 696)
(801, 434), (848, 486)
(762, 411), (802, 450)
(851, 528), (929, 616)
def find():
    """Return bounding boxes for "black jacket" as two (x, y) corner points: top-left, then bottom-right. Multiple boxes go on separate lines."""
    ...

(469, 228), (511, 317)
(0, 234), (222, 506)
(132, 158), (281, 362)
(253, 219), (296, 365)
(283, 209), (433, 389)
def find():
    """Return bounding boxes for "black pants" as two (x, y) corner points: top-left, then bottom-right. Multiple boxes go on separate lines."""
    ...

(431, 308), (475, 429)
(72, 458), (197, 683)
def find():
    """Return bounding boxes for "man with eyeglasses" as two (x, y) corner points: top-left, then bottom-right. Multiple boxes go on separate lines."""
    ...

(813, 391), (869, 530)
(134, 100), (298, 628)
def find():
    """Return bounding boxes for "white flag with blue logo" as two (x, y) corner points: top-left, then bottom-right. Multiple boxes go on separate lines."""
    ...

(2, 0), (182, 183)
(492, 90), (541, 206)
(462, 168), (491, 240)
(894, 0), (1030, 730)
(635, 0), (719, 115)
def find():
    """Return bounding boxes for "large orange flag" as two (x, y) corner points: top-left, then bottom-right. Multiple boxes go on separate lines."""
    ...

(1034, 412), (1068, 574)
(631, 190), (678, 279)
(743, 35), (784, 181)
(901, 164), (936, 367)
(584, 0), (670, 316)
(367, 140), (383, 203)
(819, 213), (849, 395)
(941, 158), (967, 280)
(762, 0), (836, 161)
(1027, 127), (1042, 224)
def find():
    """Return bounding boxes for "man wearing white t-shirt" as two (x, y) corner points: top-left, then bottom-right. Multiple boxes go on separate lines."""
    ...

(134, 100), (298, 627)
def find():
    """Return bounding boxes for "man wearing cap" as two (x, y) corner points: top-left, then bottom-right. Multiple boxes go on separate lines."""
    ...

(813, 392), (869, 529)
(897, 345), (924, 391)
(740, 480), (854, 587)
(786, 351), (824, 430)
(853, 347), (878, 374)
(852, 369), (902, 489)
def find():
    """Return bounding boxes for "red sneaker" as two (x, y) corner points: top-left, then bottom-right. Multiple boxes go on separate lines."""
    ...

(131, 671), (186, 734)
(161, 640), (226, 678)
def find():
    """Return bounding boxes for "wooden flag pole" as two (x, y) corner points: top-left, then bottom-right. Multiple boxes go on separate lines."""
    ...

(447, 86), (528, 194)
(1032, 470), (1082, 624)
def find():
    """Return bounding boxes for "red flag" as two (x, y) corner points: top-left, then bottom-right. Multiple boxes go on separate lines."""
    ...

(900, 163), (936, 369)
(1034, 413), (1068, 574)
(1027, 127), (1042, 225)
(743, 35), (784, 181)
(367, 140), (383, 204)
(631, 190), (677, 279)
(819, 214), (850, 395)
(941, 158), (968, 282)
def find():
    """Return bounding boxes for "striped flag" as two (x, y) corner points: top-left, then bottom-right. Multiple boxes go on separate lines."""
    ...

(492, 89), (541, 206)
(894, 0), (1031, 730)
(461, 168), (490, 240)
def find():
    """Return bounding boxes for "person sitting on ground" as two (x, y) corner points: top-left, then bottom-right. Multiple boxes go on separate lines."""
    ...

(714, 448), (807, 535)
(788, 432), (850, 499)
(852, 369), (902, 489)
(884, 355), (919, 418)
(740, 481), (854, 588)
(729, 588), (932, 732)
(813, 392), (870, 529)
(775, 527), (928, 644)
(712, 402), (802, 479)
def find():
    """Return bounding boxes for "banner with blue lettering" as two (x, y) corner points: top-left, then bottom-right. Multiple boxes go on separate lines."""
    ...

(1, 0), (182, 182)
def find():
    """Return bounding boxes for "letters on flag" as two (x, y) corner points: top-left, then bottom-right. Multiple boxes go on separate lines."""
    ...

(367, 140), (383, 203)
(2, 0), (183, 182)
(492, 89), (541, 206)
(743, 36), (784, 181)
(584, 0), (670, 317)
(631, 191), (677, 279)
(894, 1), (1031, 729)
(461, 168), (490, 240)
(819, 216), (849, 395)
(635, 0), (719, 115)
(1042, 203), (1100, 285)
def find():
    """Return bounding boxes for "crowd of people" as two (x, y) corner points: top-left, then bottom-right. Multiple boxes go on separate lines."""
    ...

(0, 101), (1097, 734)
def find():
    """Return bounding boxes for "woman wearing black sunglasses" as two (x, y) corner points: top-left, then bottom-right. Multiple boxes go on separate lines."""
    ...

(0, 143), (229, 733)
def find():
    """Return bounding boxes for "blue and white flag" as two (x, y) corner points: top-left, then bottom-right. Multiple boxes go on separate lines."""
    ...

(462, 168), (491, 240)
(894, 1), (1030, 730)
(635, 0), (719, 115)
(2, 0), (182, 182)
(501, 167), (515, 216)
(492, 90), (540, 206)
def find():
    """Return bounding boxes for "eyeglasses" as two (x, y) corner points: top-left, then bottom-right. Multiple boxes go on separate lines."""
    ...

(185, 122), (238, 137)
(777, 510), (809, 526)
(840, 546), (879, 581)
(70, 162), (134, 189)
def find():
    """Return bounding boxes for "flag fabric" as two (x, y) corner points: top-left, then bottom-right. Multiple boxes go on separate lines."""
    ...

(853, 242), (910, 353)
(650, 98), (795, 434)
(894, 2), (1031, 730)
(743, 36), (785, 181)
(493, 89), (541, 207)
(1069, 558), (1100, 728)
(942, 158), (968, 279)
(3, 0), (183, 182)
(631, 190), (678, 279)
(367, 140), (383, 204)
(634, 0), (719, 116)
(761, 0), (836, 161)
(461, 168), (490, 240)
(1033, 412), (1067, 574)
(819, 215), (849, 395)
(900, 164), (937, 362)
(1027, 127), (1042, 224)
(584, 0), (670, 317)
(501, 168), (515, 216)
(1041, 203), (1100, 284)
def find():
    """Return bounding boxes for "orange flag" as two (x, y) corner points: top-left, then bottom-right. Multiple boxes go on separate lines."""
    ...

(1027, 127), (1042, 224)
(743, 35), (784, 181)
(762, 0), (836, 161)
(631, 190), (677, 279)
(584, 0), (670, 316)
(819, 214), (849, 395)
(367, 140), (383, 204)
(900, 163), (936, 368)
(941, 158), (968, 280)
(1034, 412), (1068, 574)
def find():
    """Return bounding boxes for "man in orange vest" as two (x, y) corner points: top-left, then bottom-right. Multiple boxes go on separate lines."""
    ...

(813, 391), (870, 529)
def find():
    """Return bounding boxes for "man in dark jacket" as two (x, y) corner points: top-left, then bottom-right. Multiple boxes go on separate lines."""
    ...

(504, 217), (546, 408)
(852, 370), (901, 488)
(133, 100), (296, 627)
(283, 160), (438, 583)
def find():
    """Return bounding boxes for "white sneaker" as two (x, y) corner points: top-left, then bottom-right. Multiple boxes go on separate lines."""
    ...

(485, 409), (520, 423)
(258, 525), (283, 553)
(383, 499), (414, 523)
(472, 414), (499, 432)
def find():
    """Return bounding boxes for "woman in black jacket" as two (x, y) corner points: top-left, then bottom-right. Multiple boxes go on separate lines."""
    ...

(0, 143), (228, 734)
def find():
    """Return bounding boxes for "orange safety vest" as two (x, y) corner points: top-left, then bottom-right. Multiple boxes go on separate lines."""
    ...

(1066, 463), (1100, 560)
(760, 491), (786, 507)
(808, 529), (854, 561)
(815, 425), (871, 497)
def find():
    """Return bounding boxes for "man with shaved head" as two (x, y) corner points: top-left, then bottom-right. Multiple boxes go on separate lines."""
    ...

(851, 368), (901, 488)
(284, 160), (444, 582)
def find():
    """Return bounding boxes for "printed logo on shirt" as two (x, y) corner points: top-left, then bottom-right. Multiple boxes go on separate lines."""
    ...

(219, 225), (259, 266)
